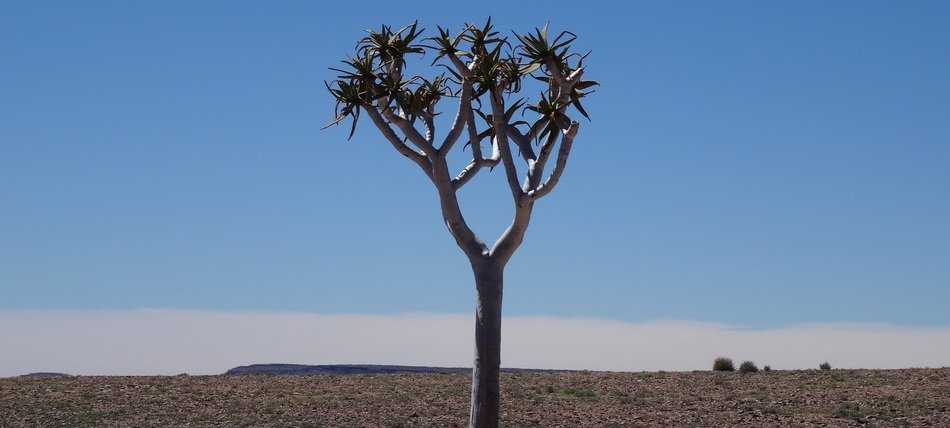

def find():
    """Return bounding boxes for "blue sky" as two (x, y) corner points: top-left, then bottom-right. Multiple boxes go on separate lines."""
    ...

(2, 0), (950, 370)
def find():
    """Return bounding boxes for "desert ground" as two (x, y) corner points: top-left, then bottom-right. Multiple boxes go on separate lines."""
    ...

(2, 368), (949, 427)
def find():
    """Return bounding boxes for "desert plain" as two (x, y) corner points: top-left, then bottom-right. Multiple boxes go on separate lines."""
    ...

(2, 368), (949, 427)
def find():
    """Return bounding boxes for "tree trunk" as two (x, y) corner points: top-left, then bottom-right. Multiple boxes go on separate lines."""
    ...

(468, 261), (504, 428)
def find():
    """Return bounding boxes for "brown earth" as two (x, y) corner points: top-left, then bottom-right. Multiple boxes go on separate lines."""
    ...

(2, 368), (949, 427)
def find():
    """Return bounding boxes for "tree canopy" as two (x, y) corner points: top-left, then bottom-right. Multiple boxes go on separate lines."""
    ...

(324, 19), (597, 211)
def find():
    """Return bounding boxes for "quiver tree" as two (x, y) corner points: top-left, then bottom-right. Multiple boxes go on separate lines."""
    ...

(324, 19), (596, 428)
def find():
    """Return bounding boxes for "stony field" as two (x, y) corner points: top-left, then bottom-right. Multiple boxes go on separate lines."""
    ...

(2, 368), (949, 427)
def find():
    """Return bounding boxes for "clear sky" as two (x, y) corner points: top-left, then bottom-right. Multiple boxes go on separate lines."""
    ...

(2, 2), (949, 374)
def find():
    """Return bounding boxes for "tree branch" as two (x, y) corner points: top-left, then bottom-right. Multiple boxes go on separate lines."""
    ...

(527, 121), (579, 200)
(447, 51), (475, 80)
(527, 128), (559, 190)
(430, 160), (490, 261)
(439, 79), (473, 156)
(489, 89), (525, 199)
(421, 111), (436, 144)
(469, 112), (488, 160)
(364, 107), (433, 178)
(379, 102), (436, 156)
(452, 115), (498, 190)
(489, 199), (534, 266)
(506, 124), (536, 164)
(544, 58), (572, 101)
(543, 59), (586, 109)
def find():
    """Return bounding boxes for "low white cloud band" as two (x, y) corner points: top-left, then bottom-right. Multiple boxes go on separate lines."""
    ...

(1, 310), (948, 377)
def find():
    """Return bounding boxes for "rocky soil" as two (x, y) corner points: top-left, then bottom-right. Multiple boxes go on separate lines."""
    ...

(2, 368), (949, 427)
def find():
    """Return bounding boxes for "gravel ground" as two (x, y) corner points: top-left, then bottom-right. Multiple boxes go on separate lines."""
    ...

(2, 368), (949, 427)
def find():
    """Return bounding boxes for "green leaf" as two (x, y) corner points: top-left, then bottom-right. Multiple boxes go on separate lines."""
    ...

(575, 80), (599, 90)
(321, 112), (348, 130)
(571, 97), (591, 120)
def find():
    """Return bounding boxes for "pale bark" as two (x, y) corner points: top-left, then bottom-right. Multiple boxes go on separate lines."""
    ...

(489, 90), (524, 200)
(381, 107), (435, 157)
(528, 121), (579, 200)
(432, 163), (488, 260)
(452, 115), (498, 190)
(506, 124), (537, 165)
(469, 261), (504, 428)
(364, 108), (432, 179)
(440, 78), (473, 156)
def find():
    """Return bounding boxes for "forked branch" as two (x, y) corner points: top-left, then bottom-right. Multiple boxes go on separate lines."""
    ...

(324, 19), (595, 254)
(528, 121), (579, 200)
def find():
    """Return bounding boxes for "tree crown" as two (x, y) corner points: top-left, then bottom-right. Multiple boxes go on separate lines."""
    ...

(324, 20), (595, 265)
(324, 19), (597, 142)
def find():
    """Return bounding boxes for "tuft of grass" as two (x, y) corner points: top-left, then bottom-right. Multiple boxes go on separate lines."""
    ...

(564, 388), (597, 398)
(820, 362), (832, 370)
(713, 357), (735, 372)
(739, 361), (759, 374)
(833, 403), (864, 421)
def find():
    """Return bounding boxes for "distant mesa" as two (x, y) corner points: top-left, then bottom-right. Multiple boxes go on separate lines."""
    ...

(21, 372), (72, 378)
(224, 363), (470, 376)
(224, 363), (560, 376)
